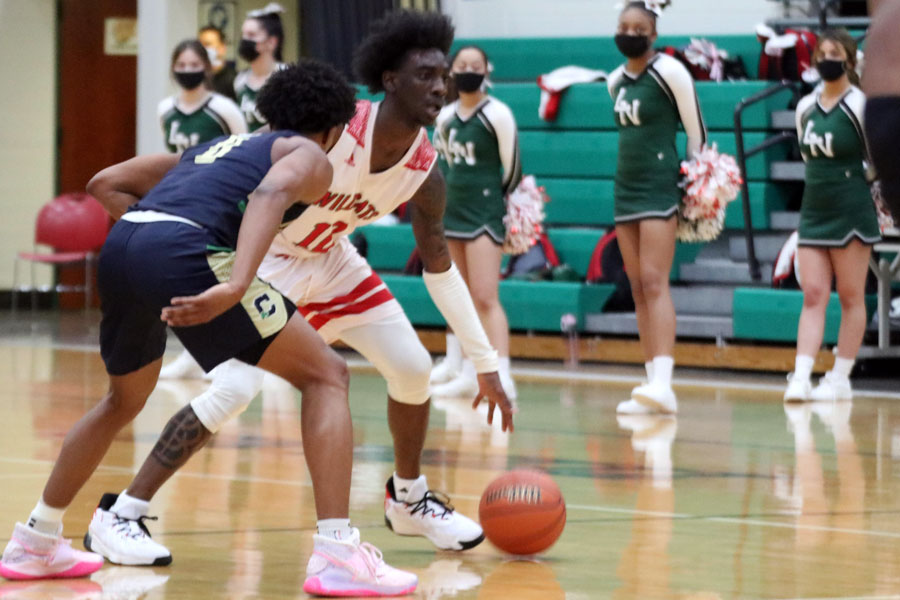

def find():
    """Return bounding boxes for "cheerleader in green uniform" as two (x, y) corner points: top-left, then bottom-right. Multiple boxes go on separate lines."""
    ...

(234, 4), (285, 132)
(431, 45), (522, 399)
(157, 39), (246, 154)
(609, 2), (706, 415)
(785, 30), (880, 402)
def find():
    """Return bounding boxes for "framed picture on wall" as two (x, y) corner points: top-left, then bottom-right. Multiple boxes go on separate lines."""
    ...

(199, 0), (238, 59)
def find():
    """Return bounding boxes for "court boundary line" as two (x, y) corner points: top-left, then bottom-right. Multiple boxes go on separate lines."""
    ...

(2, 339), (897, 400)
(3, 455), (900, 541)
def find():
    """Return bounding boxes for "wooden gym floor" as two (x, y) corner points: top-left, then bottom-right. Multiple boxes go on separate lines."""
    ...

(1, 312), (899, 599)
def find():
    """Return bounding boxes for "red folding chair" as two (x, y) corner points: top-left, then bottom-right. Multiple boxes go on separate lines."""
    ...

(12, 193), (110, 312)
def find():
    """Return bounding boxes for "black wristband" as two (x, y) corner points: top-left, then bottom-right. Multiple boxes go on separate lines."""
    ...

(865, 96), (900, 220)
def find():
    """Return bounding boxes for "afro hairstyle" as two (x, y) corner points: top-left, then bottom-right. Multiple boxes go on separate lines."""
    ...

(256, 59), (357, 135)
(353, 10), (454, 94)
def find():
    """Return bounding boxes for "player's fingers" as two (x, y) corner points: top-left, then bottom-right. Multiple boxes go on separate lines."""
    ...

(486, 401), (496, 425)
(472, 393), (484, 410)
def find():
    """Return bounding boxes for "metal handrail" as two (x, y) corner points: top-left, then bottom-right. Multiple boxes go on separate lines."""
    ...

(733, 80), (801, 281)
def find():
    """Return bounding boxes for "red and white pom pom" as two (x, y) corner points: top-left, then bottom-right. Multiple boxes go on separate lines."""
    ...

(677, 143), (743, 242)
(503, 175), (548, 255)
(872, 181), (897, 236)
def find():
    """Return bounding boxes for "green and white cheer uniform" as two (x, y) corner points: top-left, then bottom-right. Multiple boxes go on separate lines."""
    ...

(795, 86), (880, 247)
(434, 96), (522, 244)
(158, 93), (246, 153)
(234, 65), (285, 132)
(607, 53), (707, 223)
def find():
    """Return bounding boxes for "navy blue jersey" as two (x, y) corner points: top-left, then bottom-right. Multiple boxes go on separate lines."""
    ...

(134, 130), (299, 250)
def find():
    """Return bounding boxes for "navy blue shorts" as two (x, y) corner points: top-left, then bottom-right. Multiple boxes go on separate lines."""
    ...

(98, 220), (296, 376)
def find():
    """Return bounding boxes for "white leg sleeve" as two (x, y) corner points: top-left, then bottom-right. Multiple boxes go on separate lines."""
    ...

(190, 359), (266, 433)
(339, 312), (432, 405)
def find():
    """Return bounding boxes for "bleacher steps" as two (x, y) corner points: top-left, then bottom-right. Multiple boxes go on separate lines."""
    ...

(680, 258), (772, 285)
(671, 286), (734, 316)
(729, 232), (791, 262)
(585, 312), (734, 339)
(769, 211), (800, 231)
(770, 161), (805, 181)
(770, 110), (796, 130)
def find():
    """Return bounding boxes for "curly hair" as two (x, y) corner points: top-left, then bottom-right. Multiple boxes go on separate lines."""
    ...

(353, 10), (455, 93)
(256, 60), (357, 134)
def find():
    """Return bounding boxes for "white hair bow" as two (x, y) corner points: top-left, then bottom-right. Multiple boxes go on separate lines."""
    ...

(248, 3), (285, 18)
(614, 0), (671, 16)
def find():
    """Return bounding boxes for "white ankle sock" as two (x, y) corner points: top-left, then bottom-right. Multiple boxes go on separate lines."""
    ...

(651, 356), (674, 386)
(445, 333), (462, 368)
(393, 473), (424, 503)
(110, 490), (150, 520)
(832, 357), (854, 379)
(317, 518), (352, 541)
(645, 361), (654, 381)
(794, 355), (815, 381)
(28, 498), (65, 535)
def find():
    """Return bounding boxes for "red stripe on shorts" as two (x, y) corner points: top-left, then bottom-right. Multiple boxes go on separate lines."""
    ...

(305, 288), (396, 330)
(300, 273), (384, 314)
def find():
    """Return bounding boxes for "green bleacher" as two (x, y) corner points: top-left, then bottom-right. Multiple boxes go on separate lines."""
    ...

(356, 35), (825, 339)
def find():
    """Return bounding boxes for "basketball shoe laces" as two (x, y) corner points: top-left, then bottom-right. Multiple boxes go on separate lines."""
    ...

(315, 541), (386, 582)
(15, 536), (72, 566)
(112, 514), (158, 540)
(407, 490), (454, 519)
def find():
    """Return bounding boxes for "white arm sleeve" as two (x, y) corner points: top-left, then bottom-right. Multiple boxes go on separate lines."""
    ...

(423, 263), (499, 373)
(652, 55), (707, 158)
(209, 94), (248, 135)
(157, 97), (174, 134)
(607, 66), (625, 101)
(795, 93), (817, 163)
(481, 99), (522, 195)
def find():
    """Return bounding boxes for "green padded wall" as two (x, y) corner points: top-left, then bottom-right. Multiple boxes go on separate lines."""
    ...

(492, 81), (793, 132)
(453, 35), (762, 81)
(732, 288), (877, 344)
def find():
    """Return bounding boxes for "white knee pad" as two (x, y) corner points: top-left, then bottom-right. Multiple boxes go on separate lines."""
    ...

(190, 359), (265, 433)
(384, 343), (433, 405)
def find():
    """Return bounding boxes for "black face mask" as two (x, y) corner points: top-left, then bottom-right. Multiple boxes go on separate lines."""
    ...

(453, 71), (485, 93)
(615, 34), (651, 59)
(817, 59), (846, 82)
(174, 70), (205, 90)
(238, 38), (260, 62)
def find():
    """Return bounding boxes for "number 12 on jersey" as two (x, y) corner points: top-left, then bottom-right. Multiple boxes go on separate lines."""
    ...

(296, 221), (348, 253)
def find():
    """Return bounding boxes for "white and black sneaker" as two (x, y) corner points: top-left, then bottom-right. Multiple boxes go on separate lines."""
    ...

(83, 493), (172, 567)
(384, 476), (484, 551)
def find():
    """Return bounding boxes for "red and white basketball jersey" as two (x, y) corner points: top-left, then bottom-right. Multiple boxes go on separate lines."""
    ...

(271, 100), (437, 259)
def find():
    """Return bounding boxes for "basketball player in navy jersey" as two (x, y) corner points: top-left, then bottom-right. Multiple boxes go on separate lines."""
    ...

(0, 60), (419, 597)
(865, 0), (900, 219)
(84, 10), (515, 573)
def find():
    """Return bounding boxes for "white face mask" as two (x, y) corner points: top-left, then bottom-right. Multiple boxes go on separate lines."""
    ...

(204, 45), (224, 69)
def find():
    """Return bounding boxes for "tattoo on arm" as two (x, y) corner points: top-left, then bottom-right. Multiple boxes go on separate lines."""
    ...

(150, 405), (211, 470)
(410, 168), (452, 273)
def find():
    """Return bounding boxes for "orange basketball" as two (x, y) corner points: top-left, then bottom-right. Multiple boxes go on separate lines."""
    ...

(478, 470), (566, 555)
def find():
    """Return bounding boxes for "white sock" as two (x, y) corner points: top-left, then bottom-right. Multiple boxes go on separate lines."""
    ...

(794, 355), (815, 381)
(645, 361), (654, 382)
(444, 333), (462, 368)
(110, 490), (150, 520)
(316, 518), (352, 541)
(832, 357), (854, 380)
(651, 356), (674, 386)
(28, 498), (65, 535)
(393, 473), (425, 503)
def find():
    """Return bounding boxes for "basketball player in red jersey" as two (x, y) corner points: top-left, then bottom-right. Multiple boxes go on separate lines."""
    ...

(84, 10), (516, 570)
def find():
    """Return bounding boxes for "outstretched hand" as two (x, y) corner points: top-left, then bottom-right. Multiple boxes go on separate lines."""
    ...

(161, 282), (244, 327)
(473, 371), (516, 432)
